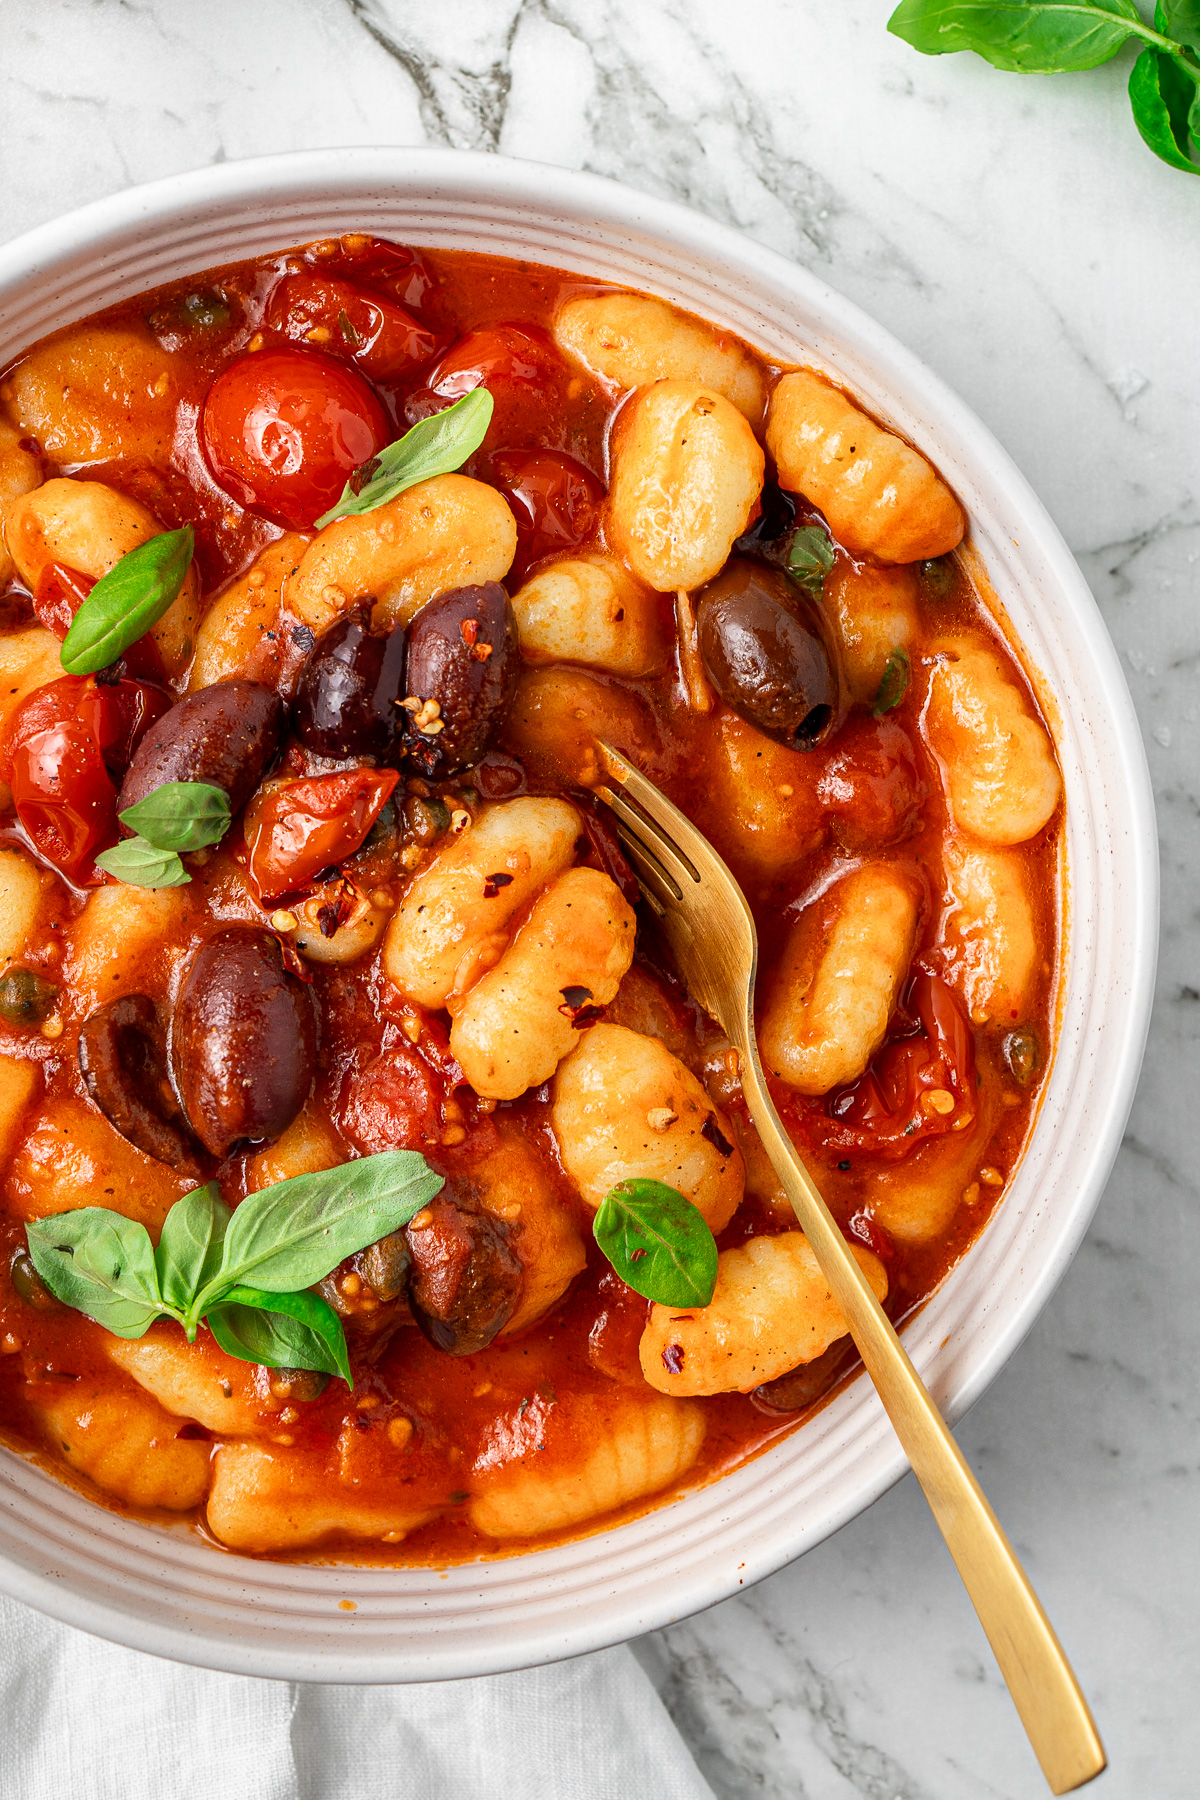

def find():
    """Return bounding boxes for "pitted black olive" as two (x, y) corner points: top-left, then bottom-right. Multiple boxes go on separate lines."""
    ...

(117, 680), (283, 820)
(405, 1184), (522, 1356)
(171, 928), (317, 1157)
(404, 583), (520, 774)
(78, 994), (206, 1176)
(696, 559), (843, 750)
(293, 610), (407, 760)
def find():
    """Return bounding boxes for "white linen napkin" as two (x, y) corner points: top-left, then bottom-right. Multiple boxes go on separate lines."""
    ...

(0, 1593), (715, 1800)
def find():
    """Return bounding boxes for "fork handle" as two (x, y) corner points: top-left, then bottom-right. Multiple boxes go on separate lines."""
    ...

(738, 1043), (1106, 1795)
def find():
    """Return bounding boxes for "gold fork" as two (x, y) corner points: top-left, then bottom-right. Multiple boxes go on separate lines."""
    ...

(595, 740), (1105, 1796)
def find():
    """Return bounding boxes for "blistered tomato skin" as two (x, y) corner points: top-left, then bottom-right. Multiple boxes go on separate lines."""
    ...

(486, 451), (604, 581)
(246, 767), (400, 906)
(200, 347), (389, 530)
(294, 612), (408, 761)
(264, 270), (443, 383)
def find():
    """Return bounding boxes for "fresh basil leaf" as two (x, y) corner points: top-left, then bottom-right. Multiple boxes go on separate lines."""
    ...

(192, 1151), (444, 1313)
(156, 1183), (232, 1315)
(593, 1179), (718, 1308)
(1158, 0), (1200, 53)
(873, 647), (911, 716)
(786, 525), (836, 599)
(316, 389), (495, 527)
(26, 1209), (169, 1339)
(887, 0), (1143, 72)
(119, 781), (231, 853)
(59, 527), (194, 675)
(207, 1291), (347, 1381)
(94, 836), (191, 889)
(1129, 44), (1200, 169)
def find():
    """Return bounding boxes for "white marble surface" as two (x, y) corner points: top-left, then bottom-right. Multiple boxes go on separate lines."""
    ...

(1, 2), (1196, 1794)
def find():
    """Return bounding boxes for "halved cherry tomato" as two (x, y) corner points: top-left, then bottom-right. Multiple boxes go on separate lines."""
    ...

(486, 449), (604, 580)
(319, 236), (437, 315)
(0, 675), (170, 884)
(265, 271), (444, 384)
(820, 973), (975, 1159)
(33, 563), (165, 680)
(246, 766), (400, 905)
(404, 323), (570, 435)
(200, 346), (389, 530)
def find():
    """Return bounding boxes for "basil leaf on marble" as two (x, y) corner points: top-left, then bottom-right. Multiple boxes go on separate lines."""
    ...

(60, 527), (194, 675)
(26, 1210), (171, 1339)
(94, 837), (191, 889)
(786, 525), (836, 599)
(593, 1179), (719, 1308)
(207, 1286), (349, 1383)
(873, 648), (911, 716)
(119, 781), (231, 853)
(1129, 42), (1200, 169)
(316, 389), (495, 527)
(887, 0), (1146, 71)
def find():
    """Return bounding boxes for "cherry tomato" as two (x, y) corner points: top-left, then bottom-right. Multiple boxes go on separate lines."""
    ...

(33, 563), (165, 680)
(320, 236), (437, 314)
(821, 973), (976, 1159)
(200, 346), (389, 530)
(0, 675), (169, 884)
(816, 715), (927, 851)
(246, 766), (400, 905)
(265, 271), (444, 384)
(486, 450), (604, 580)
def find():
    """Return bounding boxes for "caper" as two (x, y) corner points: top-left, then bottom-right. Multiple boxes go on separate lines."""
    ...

(362, 801), (398, 853)
(10, 1249), (62, 1312)
(181, 290), (231, 329)
(0, 969), (58, 1027)
(404, 796), (450, 845)
(267, 1367), (329, 1403)
(1003, 1028), (1039, 1087)
(361, 1230), (411, 1303)
(919, 556), (955, 598)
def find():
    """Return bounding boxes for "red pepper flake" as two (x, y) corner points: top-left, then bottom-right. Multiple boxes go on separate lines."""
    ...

(629, 1248), (648, 1262)
(460, 618), (479, 647)
(614, 608), (625, 622)
(558, 985), (602, 1027)
(701, 1113), (734, 1159)
(662, 1343), (685, 1374)
(482, 871), (514, 899)
(468, 640), (494, 663)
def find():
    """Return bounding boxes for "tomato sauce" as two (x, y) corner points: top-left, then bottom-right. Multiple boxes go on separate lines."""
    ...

(0, 237), (1060, 1564)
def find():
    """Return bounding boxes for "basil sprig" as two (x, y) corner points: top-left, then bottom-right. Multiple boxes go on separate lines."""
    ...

(97, 780), (232, 890)
(873, 647), (911, 716)
(60, 527), (194, 675)
(25, 1151), (444, 1384)
(786, 525), (836, 600)
(888, 1), (1200, 176)
(316, 388), (495, 527)
(593, 1178), (719, 1307)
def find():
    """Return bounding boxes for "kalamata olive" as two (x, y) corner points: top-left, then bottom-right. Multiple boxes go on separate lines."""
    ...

(293, 611), (407, 760)
(78, 994), (206, 1176)
(10, 1248), (63, 1313)
(361, 1229), (412, 1302)
(696, 559), (843, 750)
(403, 582), (520, 774)
(732, 479), (798, 561)
(0, 968), (58, 1026)
(267, 1367), (329, 1403)
(171, 927), (317, 1157)
(405, 1185), (522, 1356)
(117, 681), (283, 821)
(319, 1237), (414, 1361)
(752, 1335), (858, 1415)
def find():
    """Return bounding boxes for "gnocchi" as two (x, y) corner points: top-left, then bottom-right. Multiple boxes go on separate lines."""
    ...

(0, 848), (43, 973)
(925, 644), (1061, 844)
(0, 413), (41, 589)
(554, 292), (766, 421)
(939, 842), (1038, 1025)
(207, 1442), (439, 1553)
(30, 1381), (211, 1511)
(188, 532), (310, 690)
(509, 555), (667, 676)
(825, 561), (919, 703)
(766, 370), (964, 563)
(499, 665), (658, 789)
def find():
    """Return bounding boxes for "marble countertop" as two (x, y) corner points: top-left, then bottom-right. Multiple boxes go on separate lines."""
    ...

(2, 2), (1196, 1795)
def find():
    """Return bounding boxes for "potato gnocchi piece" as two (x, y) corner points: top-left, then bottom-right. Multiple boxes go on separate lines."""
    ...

(188, 532), (310, 690)
(551, 1023), (743, 1233)
(767, 370), (964, 564)
(825, 562), (919, 704)
(292, 886), (392, 966)
(641, 1231), (886, 1395)
(451, 869), (636, 1101)
(0, 848), (44, 973)
(867, 1077), (1001, 1243)
(4, 479), (200, 677)
(0, 414), (41, 589)
(0, 1056), (39, 1164)
(760, 861), (919, 1095)
(244, 1101), (346, 1192)
(65, 883), (192, 1010)
(607, 380), (764, 593)
(925, 644), (1061, 846)
(698, 711), (825, 880)
(473, 1123), (588, 1337)
(285, 473), (517, 637)
(554, 293), (766, 421)
(0, 627), (66, 756)
(105, 1329), (269, 1435)
(468, 1389), (705, 1539)
(30, 1381), (211, 1511)
(207, 1441), (439, 1552)
(499, 665), (657, 790)
(510, 555), (667, 676)
(384, 797), (581, 1009)
(940, 842), (1037, 1026)
(5, 323), (181, 467)
(726, 1108), (791, 1223)
(6, 1094), (190, 1229)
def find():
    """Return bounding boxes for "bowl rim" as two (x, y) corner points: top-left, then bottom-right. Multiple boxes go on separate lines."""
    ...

(0, 146), (1159, 1681)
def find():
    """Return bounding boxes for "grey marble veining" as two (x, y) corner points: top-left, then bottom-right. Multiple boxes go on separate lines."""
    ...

(1, 2), (1196, 1795)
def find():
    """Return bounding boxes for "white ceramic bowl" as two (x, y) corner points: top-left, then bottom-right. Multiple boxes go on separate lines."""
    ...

(0, 148), (1156, 1681)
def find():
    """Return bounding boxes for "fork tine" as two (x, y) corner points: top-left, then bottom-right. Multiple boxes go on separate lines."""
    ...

(602, 787), (701, 898)
(613, 823), (681, 906)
